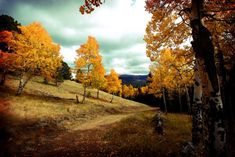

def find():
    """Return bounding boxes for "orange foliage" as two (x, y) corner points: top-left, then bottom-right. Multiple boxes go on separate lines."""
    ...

(75, 36), (102, 87)
(0, 31), (13, 67)
(106, 69), (122, 95)
(122, 84), (138, 98)
(9, 22), (62, 79)
(148, 49), (193, 97)
(0, 31), (13, 43)
(92, 58), (107, 91)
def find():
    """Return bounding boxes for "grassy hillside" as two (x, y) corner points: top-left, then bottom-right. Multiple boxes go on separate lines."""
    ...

(1, 75), (150, 121)
(0, 75), (191, 157)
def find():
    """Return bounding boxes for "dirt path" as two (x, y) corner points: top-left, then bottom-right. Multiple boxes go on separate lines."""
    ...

(34, 108), (158, 157)
(5, 107), (158, 157)
(74, 108), (158, 131)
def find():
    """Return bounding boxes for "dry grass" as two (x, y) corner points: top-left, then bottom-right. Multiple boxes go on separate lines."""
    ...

(0, 75), (151, 136)
(1, 75), (149, 123)
(0, 75), (191, 157)
(102, 112), (192, 157)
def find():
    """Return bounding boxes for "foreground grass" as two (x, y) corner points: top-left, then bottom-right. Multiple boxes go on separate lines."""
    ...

(0, 76), (191, 157)
(102, 112), (192, 157)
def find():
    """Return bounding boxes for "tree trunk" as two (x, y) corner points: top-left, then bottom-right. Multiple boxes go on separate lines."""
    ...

(110, 93), (114, 103)
(82, 86), (86, 103)
(0, 70), (6, 85)
(185, 85), (191, 114)
(76, 94), (79, 103)
(97, 89), (99, 99)
(16, 73), (31, 95)
(190, 0), (227, 156)
(226, 64), (235, 157)
(178, 87), (182, 112)
(191, 62), (203, 147)
(215, 49), (235, 157)
(43, 78), (48, 84)
(162, 87), (167, 114)
(55, 78), (59, 86)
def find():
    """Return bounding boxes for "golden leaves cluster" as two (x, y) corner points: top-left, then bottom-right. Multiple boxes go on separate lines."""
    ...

(9, 22), (62, 79)
(145, 7), (194, 96)
(75, 36), (106, 89)
(106, 69), (122, 94)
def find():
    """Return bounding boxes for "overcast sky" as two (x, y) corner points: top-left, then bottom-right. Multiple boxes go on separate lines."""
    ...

(0, 0), (151, 75)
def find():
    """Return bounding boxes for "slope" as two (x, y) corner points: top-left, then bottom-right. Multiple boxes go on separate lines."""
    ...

(0, 75), (191, 157)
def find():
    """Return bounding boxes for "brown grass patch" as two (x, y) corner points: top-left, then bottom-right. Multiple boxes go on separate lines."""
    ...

(102, 112), (192, 157)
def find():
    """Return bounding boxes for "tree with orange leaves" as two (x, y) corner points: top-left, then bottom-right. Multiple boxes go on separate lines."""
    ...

(122, 84), (137, 99)
(148, 49), (193, 114)
(79, 1), (235, 155)
(75, 36), (101, 102)
(9, 22), (62, 95)
(145, 0), (235, 156)
(91, 57), (106, 99)
(0, 30), (13, 73)
(0, 15), (21, 85)
(106, 69), (122, 103)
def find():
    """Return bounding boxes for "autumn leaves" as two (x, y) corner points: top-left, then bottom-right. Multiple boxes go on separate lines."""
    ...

(144, 8), (194, 113)
(0, 15), (122, 101)
(0, 20), (62, 95)
(75, 36), (122, 103)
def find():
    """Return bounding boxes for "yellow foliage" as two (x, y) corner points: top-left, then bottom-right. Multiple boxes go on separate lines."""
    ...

(75, 36), (104, 89)
(148, 49), (193, 97)
(91, 57), (107, 90)
(122, 84), (138, 98)
(8, 22), (62, 79)
(145, 9), (194, 98)
(106, 69), (122, 95)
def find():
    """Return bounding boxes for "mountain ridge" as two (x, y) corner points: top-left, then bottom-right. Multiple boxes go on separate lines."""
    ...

(119, 74), (148, 87)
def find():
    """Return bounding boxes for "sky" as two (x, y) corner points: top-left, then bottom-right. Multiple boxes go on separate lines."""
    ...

(0, 0), (151, 75)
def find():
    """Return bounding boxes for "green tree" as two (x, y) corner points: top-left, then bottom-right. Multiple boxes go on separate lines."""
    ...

(55, 61), (72, 85)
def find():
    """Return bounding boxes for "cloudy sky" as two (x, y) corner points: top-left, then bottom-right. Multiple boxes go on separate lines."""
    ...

(0, 0), (151, 75)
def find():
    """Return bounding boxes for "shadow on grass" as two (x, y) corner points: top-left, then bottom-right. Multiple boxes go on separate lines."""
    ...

(101, 113), (192, 157)
(0, 107), (67, 157)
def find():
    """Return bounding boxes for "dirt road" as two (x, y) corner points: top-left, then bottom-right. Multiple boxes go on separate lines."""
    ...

(6, 107), (158, 157)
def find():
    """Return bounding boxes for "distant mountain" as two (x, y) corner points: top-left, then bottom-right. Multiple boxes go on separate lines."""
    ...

(65, 61), (149, 87)
(119, 74), (148, 87)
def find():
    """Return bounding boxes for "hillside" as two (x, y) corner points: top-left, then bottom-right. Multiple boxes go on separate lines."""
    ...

(0, 75), (191, 157)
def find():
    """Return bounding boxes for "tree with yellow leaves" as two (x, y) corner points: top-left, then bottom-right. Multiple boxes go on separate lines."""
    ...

(9, 22), (62, 95)
(106, 69), (122, 103)
(122, 84), (130, 98)
(140, 86), (149, 95)
(122, 84), (137, 99)
(145, 7), (194, 113)
(148, 49), (193, 113)
(75, 36), (101, 102)
(91, 55), (106, 99)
